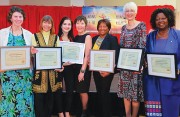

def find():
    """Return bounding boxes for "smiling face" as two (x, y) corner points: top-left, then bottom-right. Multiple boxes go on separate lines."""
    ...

(42, 20), (52, 32)
(75, 20), (86, 34)
(98, 22), (109, 37)
(155, 12), (169, 30)
(124, 9), (136, 21)
(11, 12), (24, 27)
(61, 19), (72, 33)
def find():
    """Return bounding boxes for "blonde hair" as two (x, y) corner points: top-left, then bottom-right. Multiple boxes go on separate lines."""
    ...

(123, 2), (138, 13)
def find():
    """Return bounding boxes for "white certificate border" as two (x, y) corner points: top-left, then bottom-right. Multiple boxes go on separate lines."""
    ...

(117, 48), (143, 71)
(35, 47), (62, 70)
(147, 54), (176, 79)
(60, 41), (85, 64)
(89, 50), (115, 73)
(0, 46), (31, 71)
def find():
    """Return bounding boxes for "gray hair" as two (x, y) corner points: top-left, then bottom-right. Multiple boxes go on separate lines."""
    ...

(123, 2), (138, 13)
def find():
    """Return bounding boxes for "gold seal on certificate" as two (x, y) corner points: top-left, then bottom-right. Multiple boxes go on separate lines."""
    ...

(35, 47), (62, 70)
(117, 48), (144, 71)
(0, 46), (31, 71)
(89, 50), (115, 73)
(60, 41), (85, 64)
(147, 53), (177, 79)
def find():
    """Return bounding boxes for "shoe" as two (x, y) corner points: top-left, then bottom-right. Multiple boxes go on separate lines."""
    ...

(80, 110), (88, 117)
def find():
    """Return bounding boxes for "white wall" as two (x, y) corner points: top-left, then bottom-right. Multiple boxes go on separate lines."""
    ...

(146, 0), (176, 8)
(0, 0), (9, 5)
(175, 0), (180, 29)
(85, 0), (146, 6)
(9, 0), (70, 6)
(71, 0), (84, 6)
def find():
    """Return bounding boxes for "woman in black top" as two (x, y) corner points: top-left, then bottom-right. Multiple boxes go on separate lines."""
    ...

(58, 16), (74, 117)
(92, 19), (119, 117)
(74, 15), (92, 117)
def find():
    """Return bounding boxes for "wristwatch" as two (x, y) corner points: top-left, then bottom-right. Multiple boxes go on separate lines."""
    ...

(80, 69), (85, 73)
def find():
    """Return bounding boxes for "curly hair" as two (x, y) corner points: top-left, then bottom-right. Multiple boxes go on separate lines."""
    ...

(150, 8), (175, 30)
(7, 6), (26, 23)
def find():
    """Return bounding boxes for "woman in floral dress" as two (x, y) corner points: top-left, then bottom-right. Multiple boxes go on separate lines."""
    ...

(0, 6), (34, 117)
(117, 2), (146, 117)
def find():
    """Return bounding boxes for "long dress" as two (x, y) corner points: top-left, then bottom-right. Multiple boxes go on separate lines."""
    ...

(117, 22), (146, 102)
(0, 33), (34, 117)
(144, 28), (180, 117)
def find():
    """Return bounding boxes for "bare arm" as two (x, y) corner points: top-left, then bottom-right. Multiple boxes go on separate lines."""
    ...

(78, 35), (92, 82)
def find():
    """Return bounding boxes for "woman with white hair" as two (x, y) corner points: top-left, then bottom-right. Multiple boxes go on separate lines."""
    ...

(117, 2), (147, 117)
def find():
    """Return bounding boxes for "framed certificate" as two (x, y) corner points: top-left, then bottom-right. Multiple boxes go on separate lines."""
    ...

(89, 50), (115, 73)
(34, 47), (62, 70)
(117, 48), (144, 71)
(147, 53), (177, 79)
(60, 41), (85, 64)
(0, 46), (31, 71)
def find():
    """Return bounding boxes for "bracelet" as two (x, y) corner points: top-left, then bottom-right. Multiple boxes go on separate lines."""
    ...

(80, 69), (85, 73)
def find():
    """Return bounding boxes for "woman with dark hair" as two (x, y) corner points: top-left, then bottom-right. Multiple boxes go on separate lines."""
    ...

(74, 15), (92, 117)
(32, 15), (64, 117)
(144, 8), (180, 117)
(117, 2), (146, 117)
(0, 6), (35, 116)
(58, 16), (74, 117)
(92, 19), (119, 117)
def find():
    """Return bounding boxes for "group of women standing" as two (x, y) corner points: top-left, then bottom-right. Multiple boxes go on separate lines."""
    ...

(0, 1), (180, 117)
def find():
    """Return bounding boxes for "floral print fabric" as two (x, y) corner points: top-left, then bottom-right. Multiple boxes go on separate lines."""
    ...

(0, 33), (34, 117)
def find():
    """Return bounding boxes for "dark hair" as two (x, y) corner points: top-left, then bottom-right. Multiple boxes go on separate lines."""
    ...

(7, 6), (26, 23)
(39, 15), (55, 34)
(150, 8), (175, 30)
(58, 17), (74, 41)
(74, 15), (87, 26)
(97, 19), (111, 31)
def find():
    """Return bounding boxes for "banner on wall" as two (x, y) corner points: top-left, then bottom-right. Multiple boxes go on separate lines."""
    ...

(82, 6), (127, 34)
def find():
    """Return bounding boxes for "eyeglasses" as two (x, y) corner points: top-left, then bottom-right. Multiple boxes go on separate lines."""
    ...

(155, 17), (167, 22)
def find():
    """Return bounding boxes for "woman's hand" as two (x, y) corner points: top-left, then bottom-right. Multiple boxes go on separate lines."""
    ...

(99, 71), (110, 77)
(133, 66), (144, 74)
(78, 72), (84, 82)
(0, 70), (5, 73)
(31, 46), (38, 54)
(55, 66), (64, 72)
(63, 61), (73, 66)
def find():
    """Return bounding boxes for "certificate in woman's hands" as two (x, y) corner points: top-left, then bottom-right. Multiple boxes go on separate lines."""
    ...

(60, 41), (85, 64)
(0, 46), (31, 71)
(147, 53), (177, 79)
(117, 48), (144, 71)
(35, 47), (62, 70)
(89, 50), (115, 73)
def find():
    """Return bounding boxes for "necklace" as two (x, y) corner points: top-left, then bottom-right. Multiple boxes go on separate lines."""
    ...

(10, 26), (24, 46)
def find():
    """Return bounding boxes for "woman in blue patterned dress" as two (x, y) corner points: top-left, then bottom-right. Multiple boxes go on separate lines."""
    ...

(0, 6), (34, 117)
(117, 2), (146, 117)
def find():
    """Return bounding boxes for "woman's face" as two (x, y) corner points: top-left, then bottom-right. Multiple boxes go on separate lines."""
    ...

(98, 22), (109, 36)
(42, 21), (52, 32)
(124, 9), (136, 21)
(155, 13), (168, 30)
(75, 20), (86, 34)
(61, 19), (72, 33)
(11, 12), (24, 27)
